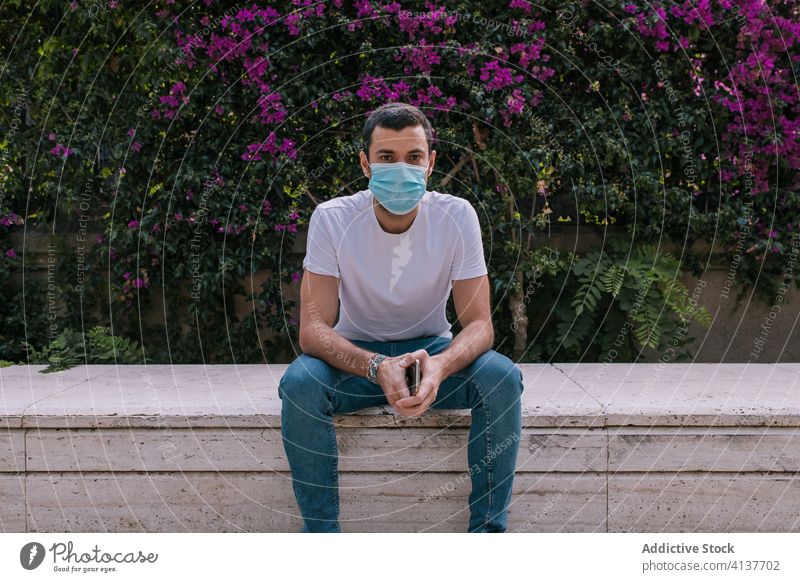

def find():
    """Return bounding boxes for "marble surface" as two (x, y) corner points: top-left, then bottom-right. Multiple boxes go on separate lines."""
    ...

(2, 363), (798, 428)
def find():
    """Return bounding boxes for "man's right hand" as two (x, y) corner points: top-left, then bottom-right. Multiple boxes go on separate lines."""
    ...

(376, 349), (429, 410)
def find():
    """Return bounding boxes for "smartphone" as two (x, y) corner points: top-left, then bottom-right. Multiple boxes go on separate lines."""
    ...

(405, 359), (420, 396)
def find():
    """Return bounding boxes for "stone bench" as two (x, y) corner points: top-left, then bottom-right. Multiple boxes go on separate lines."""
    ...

(1, 363), (799, 533)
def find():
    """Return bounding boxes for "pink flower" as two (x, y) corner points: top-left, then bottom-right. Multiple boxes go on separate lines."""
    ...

(127, 219), (139, 228)
(49, 144), (73, 158)
(509, 0), (533, 13)
(5, 248), (17, 259)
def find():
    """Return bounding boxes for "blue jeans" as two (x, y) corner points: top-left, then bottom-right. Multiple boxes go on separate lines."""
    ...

(277, 335), (524, 532)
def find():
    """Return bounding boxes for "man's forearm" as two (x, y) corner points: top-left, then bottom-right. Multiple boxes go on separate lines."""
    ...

(432, 319), (494, 380)
(301, 320), (376, 378)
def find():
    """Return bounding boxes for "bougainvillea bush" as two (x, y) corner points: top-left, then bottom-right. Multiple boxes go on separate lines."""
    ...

(1, 0), (798, 363)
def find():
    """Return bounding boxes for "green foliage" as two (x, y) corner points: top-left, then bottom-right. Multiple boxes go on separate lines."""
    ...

(507, 239), (712, 362)
(1, 1), (793, 365)
(24, 327), (142, 373)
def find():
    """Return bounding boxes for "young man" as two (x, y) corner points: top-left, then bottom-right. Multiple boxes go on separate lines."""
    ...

(278, 102), (524, 533)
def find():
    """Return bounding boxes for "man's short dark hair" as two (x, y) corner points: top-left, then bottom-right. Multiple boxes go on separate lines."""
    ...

(362, 102), (433, 156)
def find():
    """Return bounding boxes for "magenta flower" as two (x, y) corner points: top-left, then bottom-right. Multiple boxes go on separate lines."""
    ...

(49, 144), (73, 158)
(509, 0), (533, 13)
(127, 219), (139, 229)
(5, 248), (17, 259)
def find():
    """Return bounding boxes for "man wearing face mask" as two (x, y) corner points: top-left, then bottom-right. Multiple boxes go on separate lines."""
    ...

(278, 102), (524, 533)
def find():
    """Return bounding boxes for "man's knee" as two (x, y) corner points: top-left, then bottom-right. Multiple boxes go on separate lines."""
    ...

(474, 350), (524, 397)
(278, 353), (334, 404)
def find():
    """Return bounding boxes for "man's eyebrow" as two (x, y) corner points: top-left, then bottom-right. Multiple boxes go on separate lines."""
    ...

(374, 147), (426, 155)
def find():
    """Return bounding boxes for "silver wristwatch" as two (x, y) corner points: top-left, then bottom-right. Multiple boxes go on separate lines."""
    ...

(367, 353), (387, 384)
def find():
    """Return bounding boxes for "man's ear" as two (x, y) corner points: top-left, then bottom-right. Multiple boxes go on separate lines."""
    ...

(426, 149), (436, 179)
(360, 150), (371, 178)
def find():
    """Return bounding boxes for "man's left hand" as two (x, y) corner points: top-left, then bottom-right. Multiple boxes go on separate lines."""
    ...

(395, 354), (446, 417)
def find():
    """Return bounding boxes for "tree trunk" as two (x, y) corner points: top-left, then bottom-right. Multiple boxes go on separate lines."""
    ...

(510, 270), (528, 361)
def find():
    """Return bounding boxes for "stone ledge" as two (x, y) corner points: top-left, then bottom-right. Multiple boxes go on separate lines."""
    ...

(2, 363), (799, 429)
(3, 363), (800, 532)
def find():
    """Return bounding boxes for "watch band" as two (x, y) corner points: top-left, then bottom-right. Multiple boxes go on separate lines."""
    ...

(367, 353), (387, 384)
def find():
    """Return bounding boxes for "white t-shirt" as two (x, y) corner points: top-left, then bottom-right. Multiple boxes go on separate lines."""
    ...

(302, 188), (488, 341)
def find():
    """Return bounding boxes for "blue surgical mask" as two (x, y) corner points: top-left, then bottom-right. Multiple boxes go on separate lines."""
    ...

(368, 161), (428, 215)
